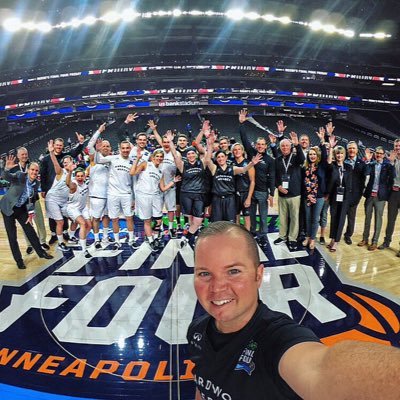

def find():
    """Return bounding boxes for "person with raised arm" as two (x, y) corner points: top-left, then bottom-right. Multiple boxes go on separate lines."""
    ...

(166, 130), (207, 247)
(238, 109), (275, 241)
(147, 120), (179, 238)
(0, 155), (53, 269)
(40, 132), (86, 244)
(205, 131), (261, 223)
(86, 122), (115, 248)
(130, 148), (181, 251)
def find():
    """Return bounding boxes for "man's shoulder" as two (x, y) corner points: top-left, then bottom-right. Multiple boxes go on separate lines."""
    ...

(187, 313), (210, 336)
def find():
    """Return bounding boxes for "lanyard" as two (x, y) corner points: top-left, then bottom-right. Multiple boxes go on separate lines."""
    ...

(282, 153), (293, 174)
(338, 165), (344, 186)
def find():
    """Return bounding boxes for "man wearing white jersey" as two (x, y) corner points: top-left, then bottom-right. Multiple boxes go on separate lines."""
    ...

(97, 140), (138, 251)
(86, 122), (114, 249)
(130, 148), (180, 252)
(45, 140), (73, 252)
(65, 165), (92, 258)
(147, 120), (178, 237)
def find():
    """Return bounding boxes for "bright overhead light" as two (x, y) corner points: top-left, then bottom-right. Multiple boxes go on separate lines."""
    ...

(122, 9), (139, 22)
(82, 16), (97, 25)
(245, 12), (260, 20)
(374, 32), (386, 39)
(226, 9), (244, 20)
(23, 21), (36, 30)
(343, 29), (355, 38)
(70, 18), (82, 28)
(3, 18), (22, 32)
(188, 10), (203, 16)
(262, 14), (275, 22)
(323, 24), (336, 34)
(101, 11), (120, 23)
(172, 9), (182, 17)
(278, 16), (291, 24)
(36, 22), (52, 32)
(309, 20), (322, 31)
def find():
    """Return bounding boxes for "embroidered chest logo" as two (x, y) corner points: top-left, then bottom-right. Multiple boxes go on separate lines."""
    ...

(235, 340), (257, 376)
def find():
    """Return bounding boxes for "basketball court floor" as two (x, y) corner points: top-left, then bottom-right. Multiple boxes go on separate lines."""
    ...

(0, 201), (399, 400)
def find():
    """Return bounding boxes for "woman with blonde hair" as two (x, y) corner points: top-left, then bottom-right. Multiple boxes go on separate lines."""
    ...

(326, 138), (353, 252)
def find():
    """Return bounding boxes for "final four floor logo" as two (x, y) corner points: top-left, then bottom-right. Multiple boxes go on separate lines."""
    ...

(0, 235), (399, 400)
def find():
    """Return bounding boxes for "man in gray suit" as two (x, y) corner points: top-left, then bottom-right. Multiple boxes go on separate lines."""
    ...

(0, 155), (53, 269)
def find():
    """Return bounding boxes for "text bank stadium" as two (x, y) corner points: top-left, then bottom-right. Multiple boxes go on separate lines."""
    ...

(0, 1), (399, 399)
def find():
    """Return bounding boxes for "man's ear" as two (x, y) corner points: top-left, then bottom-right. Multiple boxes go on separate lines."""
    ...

(256, 263), (264, 286)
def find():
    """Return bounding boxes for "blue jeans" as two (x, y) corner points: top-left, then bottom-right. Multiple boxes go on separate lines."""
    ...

(250, 190), (269, 234)
(305, 197), (325, 240)
(319, 198), (329, 229)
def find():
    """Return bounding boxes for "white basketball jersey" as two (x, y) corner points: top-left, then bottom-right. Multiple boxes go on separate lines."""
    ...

(161, 150), (176, 184)
(47, 170), (69, 204)
(68, 180), (89, 210)
(89, 163), (110, 199)
(135, 162), (163, 195)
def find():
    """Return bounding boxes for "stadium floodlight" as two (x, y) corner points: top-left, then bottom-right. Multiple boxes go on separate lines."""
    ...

(122, 9), (139, 22)
(226, 9), (244, 20)
(188, 10), (203, 16)
(70, 18), (83, 28)
(172, 9), (182, 17)
(374, 32), (387, 39)
(36, 22), (52, 32)
(309, 20), (322, 31)
(82, 16), (97, 25)
(323, 24), (336, 34)
(3, 18), (22, 32)
(245, 12), (260, 20)
(100, 11), (120, 23)
(23, 21), (36, 30)
(343, 29), (355, 38)
(278, 16), (291, 24)
(262, 14), (275, 22)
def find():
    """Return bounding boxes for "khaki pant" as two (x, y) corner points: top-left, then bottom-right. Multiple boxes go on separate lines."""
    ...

(25, 200), (47, 246)
(278, 195), (301, 242)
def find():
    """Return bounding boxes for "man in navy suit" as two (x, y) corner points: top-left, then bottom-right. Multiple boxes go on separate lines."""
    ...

(0, 155), (53, 269)
(358, 147), (395, 251)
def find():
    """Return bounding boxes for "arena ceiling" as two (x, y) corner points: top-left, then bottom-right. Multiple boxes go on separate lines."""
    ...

(0, 0), (399, 75)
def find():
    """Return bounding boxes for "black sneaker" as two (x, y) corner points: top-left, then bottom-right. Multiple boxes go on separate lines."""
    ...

(273, 237), (286, 245)
(84, 250), (92, 258)
(129, 239), (140, 249)
(26, 246), (34, 255)
(49, 235), (58, 245)
(17, 260), (26, 269)
(170, 228), (177, 238)
(112, 242), (122, 251)
(68, 236), (79, 244)
(57, 242), (69, 252)
(154, 238), (164, 249)
(287, 241), (298, 251)
(41, 243), (50, 251)
(63, 232), (70, 241)
(180, 237), (188, 248)
(319, 237), (326, 245)
(94, 240), (102, 249)
(146, 241), (158, 253)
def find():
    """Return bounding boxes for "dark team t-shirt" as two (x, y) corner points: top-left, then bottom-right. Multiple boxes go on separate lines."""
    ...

(234, 158), (251, 193)
(181, 160), (206, 194)
(187, 302), (320, 400)
(212, 165), (235, 196)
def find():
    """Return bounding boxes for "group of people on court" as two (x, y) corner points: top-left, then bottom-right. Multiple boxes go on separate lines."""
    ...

(1, 110), (399, 269)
